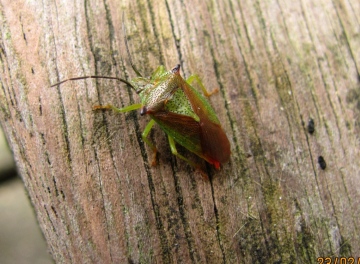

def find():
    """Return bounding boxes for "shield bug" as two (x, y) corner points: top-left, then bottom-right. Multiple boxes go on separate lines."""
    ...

(52, 26), (230, 171)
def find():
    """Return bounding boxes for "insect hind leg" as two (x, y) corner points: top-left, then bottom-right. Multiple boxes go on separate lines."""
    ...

(168, 136), (197, 168)
(186, 74), (218, 97)
(168, 136), (208, 178)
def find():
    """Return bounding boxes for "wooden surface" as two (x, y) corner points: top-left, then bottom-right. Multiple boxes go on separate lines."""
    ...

(0, 0), (359, 262)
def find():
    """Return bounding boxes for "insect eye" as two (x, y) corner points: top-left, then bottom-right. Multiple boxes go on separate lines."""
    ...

(140, 106), (148, 116)
(172, 64), (181, 73)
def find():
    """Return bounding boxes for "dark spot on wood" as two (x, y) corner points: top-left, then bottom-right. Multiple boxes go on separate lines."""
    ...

(53, 177), (59, 196)
(318, 156), (326, 170)
(307, 118), (315, 134)
(51, 206), (58, 218)
(61, 190), (65, 200)
(39, 97), (42, 115)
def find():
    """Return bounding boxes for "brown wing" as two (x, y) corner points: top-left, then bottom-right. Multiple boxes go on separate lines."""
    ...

(151, 111), (203, 157)
(199, 118), (231, 164)
(178, 79), (231, 167)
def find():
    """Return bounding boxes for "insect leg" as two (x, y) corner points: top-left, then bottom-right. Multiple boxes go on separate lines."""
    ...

(142, 119), (158, 166)
(93, 103), (142, 113)
(186, 74), (218, 97)
(168, 136), (198, 168)
(150, 65), (167, 80)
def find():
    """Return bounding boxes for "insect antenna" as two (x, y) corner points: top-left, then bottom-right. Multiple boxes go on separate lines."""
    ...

(122, 13), (142, 78)
(50, 75), (135, 89)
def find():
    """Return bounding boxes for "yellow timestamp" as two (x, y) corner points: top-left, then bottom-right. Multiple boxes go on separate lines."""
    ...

(317, 257), (360, 264)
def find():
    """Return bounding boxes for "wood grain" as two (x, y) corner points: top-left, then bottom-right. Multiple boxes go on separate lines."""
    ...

(0, 0), (359, 262)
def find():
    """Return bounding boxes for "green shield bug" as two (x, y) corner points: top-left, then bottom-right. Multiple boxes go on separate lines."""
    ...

(52, 26), (231, 171)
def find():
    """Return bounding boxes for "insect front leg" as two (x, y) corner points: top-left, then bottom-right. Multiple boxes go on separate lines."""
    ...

(186, 74), (218, 97)
(93, 103), (158, 165)
(93, 103), (142, 113)
(142, 119), (158, 166)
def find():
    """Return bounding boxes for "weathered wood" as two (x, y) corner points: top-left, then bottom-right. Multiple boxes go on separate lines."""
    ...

(0, 0), (359, 262)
